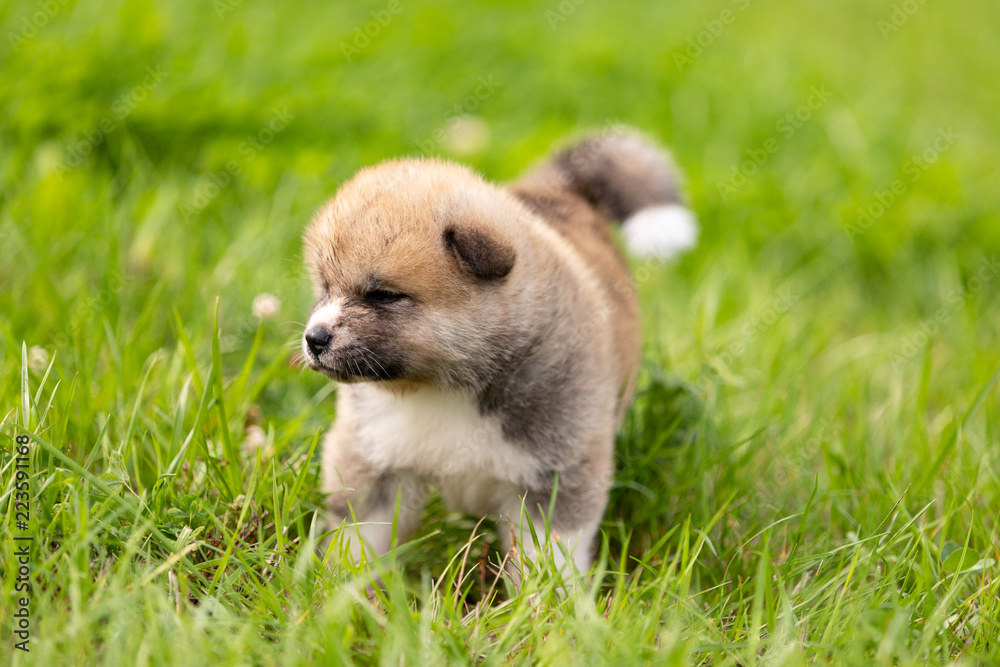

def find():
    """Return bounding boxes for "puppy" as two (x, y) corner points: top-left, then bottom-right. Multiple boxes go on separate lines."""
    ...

(302, 128), (697, 574)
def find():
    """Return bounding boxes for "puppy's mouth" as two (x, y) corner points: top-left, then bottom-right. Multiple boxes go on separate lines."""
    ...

(303, 342), (404, 383)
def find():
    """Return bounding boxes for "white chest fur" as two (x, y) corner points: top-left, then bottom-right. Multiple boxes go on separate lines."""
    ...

(351, 385), (542, 511)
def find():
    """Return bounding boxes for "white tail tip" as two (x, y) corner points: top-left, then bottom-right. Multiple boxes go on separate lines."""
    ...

(621, 204), (699, 259)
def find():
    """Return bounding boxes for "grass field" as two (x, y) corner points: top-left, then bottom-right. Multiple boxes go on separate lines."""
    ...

(2, 0), (1000, 663)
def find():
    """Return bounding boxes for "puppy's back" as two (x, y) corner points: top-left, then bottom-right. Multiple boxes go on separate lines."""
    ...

(507, 128), (697, 404)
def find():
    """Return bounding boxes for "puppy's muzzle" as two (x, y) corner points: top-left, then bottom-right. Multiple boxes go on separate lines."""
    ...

(304, 299), (344, 361)
(302, 297), (406, 382)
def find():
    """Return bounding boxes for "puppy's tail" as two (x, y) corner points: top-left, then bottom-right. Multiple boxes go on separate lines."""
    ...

(526, 127), (698, 259)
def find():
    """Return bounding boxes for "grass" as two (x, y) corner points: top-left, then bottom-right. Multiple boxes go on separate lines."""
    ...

(1, 0), (999, 663)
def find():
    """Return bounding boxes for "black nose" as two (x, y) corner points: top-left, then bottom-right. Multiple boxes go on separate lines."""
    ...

(305, 328), (332, 356)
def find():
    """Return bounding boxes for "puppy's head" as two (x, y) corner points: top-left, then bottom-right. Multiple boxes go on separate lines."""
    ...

(302, 159), (528, 387)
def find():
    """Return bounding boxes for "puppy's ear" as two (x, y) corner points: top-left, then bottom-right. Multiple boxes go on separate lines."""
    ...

(444, 226), (516, 280)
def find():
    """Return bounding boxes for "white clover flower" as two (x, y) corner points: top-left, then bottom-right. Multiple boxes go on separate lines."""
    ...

(443, 116), (490, 156)
(28, 346), (50, 374)
(252, 293), (280, 321)
(242, 425), (266, 454)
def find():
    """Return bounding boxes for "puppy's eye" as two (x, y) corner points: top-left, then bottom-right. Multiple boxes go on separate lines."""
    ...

(364, 289), (406, 305)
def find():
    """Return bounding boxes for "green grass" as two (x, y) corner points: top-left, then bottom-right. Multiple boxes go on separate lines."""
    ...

(2, 0), (999, 663)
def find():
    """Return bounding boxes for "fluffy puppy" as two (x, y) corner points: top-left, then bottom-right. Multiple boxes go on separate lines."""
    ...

(302, 128), (697, 574)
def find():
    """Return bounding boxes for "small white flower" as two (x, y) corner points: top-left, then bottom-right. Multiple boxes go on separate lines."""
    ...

(28, 346), (50, 374)
(242, 425), (266, 453)
(252, 293), (280, 321)
(443, 116), (490, 156)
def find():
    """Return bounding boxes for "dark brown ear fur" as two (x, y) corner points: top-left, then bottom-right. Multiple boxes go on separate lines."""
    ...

(443, 226), (516, 280)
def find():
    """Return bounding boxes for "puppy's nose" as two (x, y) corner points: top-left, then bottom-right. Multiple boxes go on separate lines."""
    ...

(305, 328), (332, 356)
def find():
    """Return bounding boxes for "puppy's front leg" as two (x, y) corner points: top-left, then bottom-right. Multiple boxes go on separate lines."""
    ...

(504, 506), (602, 578)
(502, 469), (610, 580)
(322, 426), (425, 564)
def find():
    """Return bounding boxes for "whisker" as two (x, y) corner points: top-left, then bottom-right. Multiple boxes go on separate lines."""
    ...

(357, 343), (389, 379)
(360, 345), (386, 372)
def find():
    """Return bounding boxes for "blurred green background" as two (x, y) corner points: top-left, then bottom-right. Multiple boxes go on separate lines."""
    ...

(2, 0), (998, 353)
(1, 0), (999, 663)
